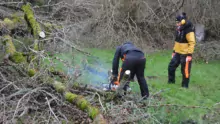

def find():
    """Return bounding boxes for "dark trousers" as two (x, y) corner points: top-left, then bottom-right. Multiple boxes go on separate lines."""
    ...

(119, 52), (149, 97)
(168, 53), (192, 88)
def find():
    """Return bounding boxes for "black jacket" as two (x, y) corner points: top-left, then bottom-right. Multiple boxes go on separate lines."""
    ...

(112, 42), (144, 76)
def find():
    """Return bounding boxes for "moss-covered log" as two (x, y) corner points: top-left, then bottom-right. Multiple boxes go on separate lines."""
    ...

(2, 34), (37, 77)
(0, 14), (27, 36)
(3, 18), (15, 30)
(64, 92), (100, 119)
(22, 3), (42, 39)
(3, 35), (16, 54)
(9, 52), (26, 64)
(21, 3), (45, 52)
(53, 81), (66, 93)
(1, 17), (17, 31)
(2, 35), (37, 77)
(50, 80), (106, 122)
(2, 35), (25, 63)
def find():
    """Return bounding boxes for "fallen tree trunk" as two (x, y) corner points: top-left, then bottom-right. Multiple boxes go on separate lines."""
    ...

(22, 3), (42, 40)
(49, 80), (107, 123)
(2, 35), (26, 63)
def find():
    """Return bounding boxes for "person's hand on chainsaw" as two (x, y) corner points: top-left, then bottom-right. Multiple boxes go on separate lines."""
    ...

(110, 75), (118, 82)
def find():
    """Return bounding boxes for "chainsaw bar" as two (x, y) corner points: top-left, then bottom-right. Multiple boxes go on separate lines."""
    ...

(101, 70), (132, 95)
(102, 83), (118, 91)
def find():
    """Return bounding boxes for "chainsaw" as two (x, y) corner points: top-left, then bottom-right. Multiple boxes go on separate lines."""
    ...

(102, 69), (131, 95)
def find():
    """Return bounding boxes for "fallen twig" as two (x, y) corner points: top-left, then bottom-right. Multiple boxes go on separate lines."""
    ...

(45, 97), (60, 123)
(0, 71), (19, 92)
(118, 114), (149, 124)
(95, 92), (106, 113)
(143, 104), (211, 110)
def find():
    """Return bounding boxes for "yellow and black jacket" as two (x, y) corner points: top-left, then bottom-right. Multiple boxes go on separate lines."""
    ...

(173, 21), (196, 55)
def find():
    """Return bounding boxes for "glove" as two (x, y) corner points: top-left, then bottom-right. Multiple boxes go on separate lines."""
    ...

(172, 52), (175, 58)
(110, 75), (117, 82)
(186, 56), (192, 62)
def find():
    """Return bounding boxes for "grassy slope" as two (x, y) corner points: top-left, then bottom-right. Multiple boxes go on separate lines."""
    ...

(47, 48), (220, 123)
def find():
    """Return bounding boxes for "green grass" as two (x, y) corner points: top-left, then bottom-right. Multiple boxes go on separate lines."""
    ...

(90, 49), (220, 104)
(47, 48), (220, 123)
(147, 51), (220, 106)
(88, 48), (220, 123)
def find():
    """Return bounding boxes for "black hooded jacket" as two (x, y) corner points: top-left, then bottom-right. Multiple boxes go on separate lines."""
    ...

(112, 42), (144, 76)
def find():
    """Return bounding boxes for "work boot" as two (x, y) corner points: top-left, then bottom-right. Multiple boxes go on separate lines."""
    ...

(138, 95), (148, 103)
(130, 78), (135, 82)
(123, 83), (131, 92)
(182, 78), (189, 88)
(168, 80), (175, 84)
(168, 78), (175, 83)
(181, 82), (188, 88)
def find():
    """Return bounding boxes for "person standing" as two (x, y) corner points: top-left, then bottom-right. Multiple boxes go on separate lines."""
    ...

(168, 13), (196, 88)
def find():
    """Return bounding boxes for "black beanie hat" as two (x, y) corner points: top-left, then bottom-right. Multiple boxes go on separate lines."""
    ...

(176, 12), (187, 22)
